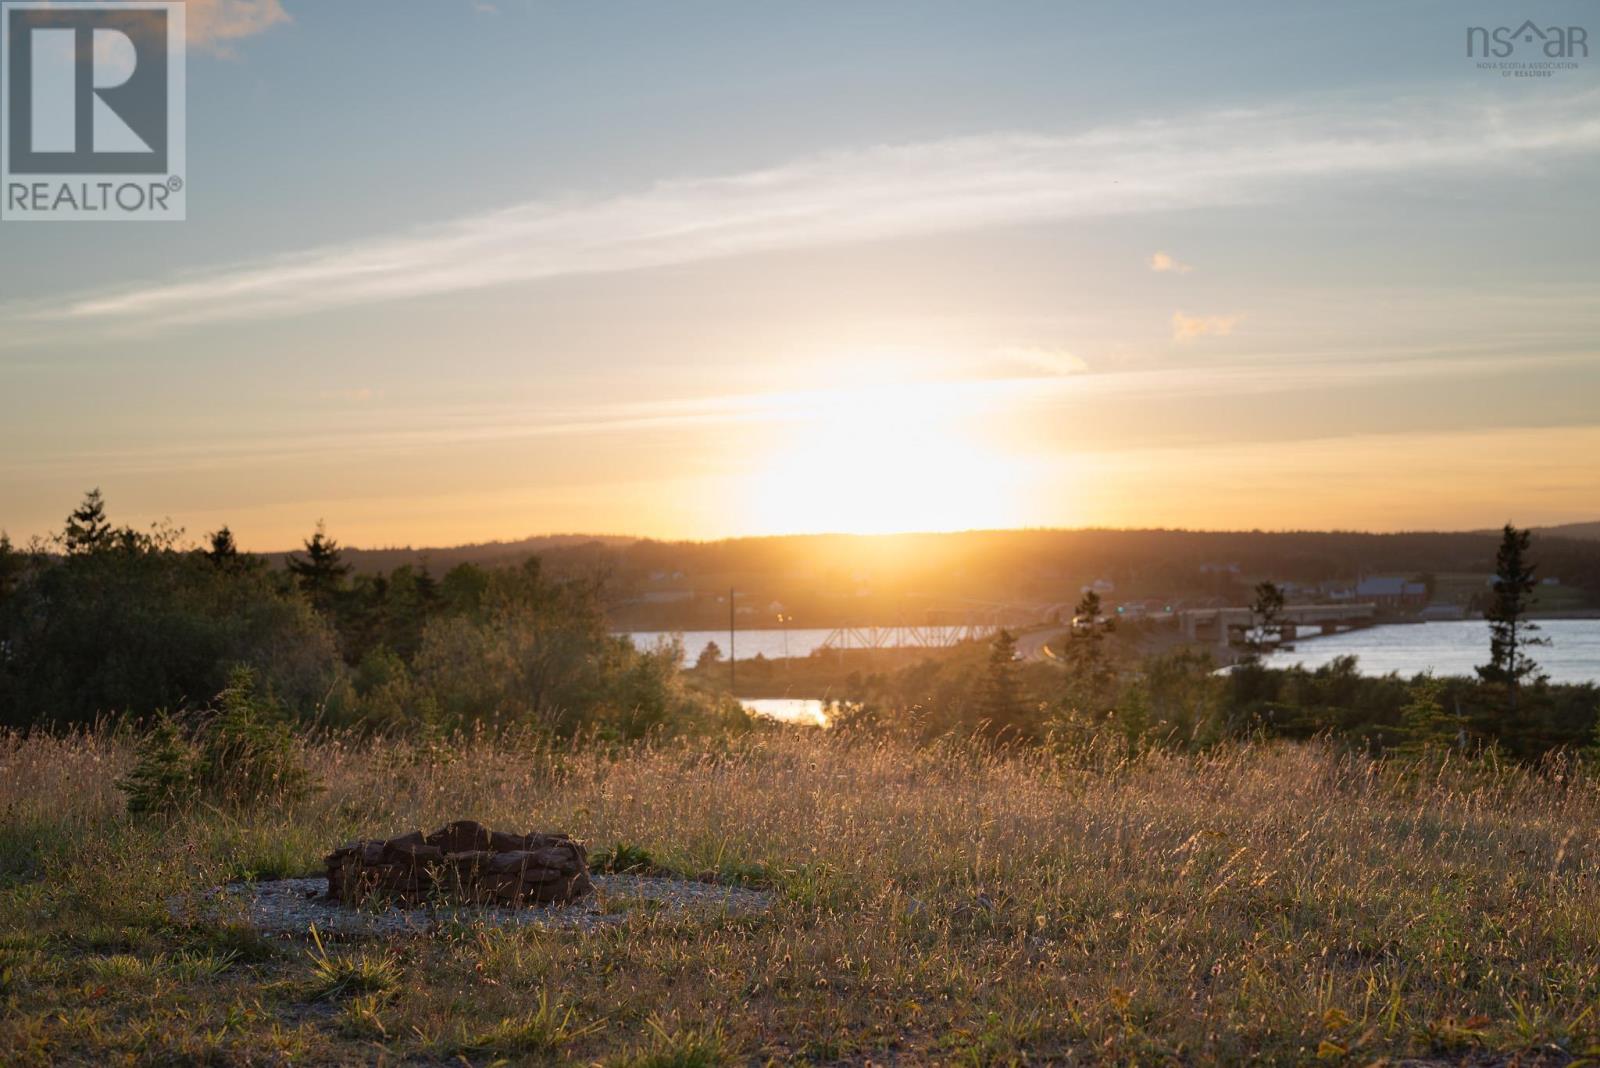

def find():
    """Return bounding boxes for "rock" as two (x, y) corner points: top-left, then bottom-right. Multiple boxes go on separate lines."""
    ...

(325, 821), (594, 908)
(424, 819), (493, 854)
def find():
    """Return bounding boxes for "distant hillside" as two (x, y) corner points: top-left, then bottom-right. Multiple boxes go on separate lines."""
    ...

(267, 534), (636, 575)
(1539, 521), (1600, 541)
(270, 527), (1600, 630)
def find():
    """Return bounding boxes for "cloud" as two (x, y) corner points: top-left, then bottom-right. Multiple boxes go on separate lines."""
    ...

(13, 88), (1600, 334)
(11, 346), (1583, 483)
(1150, 251), (1193, 274)
(988, 346), (1090, 377)
(1172, 311), (1241, 341)
(185, 0), (289, 52)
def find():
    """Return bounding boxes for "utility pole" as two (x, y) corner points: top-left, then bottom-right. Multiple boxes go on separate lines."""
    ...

(729, 586), (736, 693)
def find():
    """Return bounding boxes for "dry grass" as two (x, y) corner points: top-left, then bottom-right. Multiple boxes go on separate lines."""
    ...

(2, 726), (1599, 1064)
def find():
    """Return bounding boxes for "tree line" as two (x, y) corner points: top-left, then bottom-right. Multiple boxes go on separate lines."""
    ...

(3, 497), (1593, 761)
(0, 491), (735, 737)
(827, 525), (1592, 759)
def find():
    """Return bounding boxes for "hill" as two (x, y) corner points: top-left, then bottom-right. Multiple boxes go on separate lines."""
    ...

(266, 533), (636, 575)
(276, 527), (1600, 629)
(1539, 520), (1600, 541)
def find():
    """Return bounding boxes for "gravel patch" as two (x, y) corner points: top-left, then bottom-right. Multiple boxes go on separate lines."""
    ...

(170, 874), (774, 939)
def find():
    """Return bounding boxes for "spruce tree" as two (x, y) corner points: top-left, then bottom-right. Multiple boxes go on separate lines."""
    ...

(1242, 581), (1285, 661)
(63, 489), (114, 555)
(1477, 523), (1547, 713)
(207, 526), (239, 566)
(978, 629), (1029, 735)
(1064, 590), (1114, 705)
(1396, 677), (1457, 755)
(286, 520), (351, 615)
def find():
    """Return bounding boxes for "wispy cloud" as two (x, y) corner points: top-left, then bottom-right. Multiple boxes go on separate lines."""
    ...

(1150, 251), (1193, 274)
(9, 346), (1585, 481)
(16, 88), (1600, 334)
(1172, 311), (1241, 341)
(185, 0), (289, 52)
(27, 0), (287, 56)
(986, 346), (1091, 377)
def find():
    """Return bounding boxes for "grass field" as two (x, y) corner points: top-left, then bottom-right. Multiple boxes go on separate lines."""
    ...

(3, 727), (1599, 1065)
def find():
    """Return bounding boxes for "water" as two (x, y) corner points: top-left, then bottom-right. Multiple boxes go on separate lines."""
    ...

(1262, 619), (1600, 684)
(741, 698), (829, 727)
(622, 627), (943, 662)
(627, 619), (1600, 688)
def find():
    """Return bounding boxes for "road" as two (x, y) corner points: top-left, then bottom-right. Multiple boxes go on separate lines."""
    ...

(1015, 626), (1072, 661)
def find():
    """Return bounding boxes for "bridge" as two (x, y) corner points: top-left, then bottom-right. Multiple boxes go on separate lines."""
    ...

(816, 623), (1002, 651)
(1177, 603), (1378, 646)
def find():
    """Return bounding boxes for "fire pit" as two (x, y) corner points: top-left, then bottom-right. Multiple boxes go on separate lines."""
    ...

(324, 819), (593, 907)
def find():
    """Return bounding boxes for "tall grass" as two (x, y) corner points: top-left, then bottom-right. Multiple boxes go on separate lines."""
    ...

(3, 725), (1600, 1063)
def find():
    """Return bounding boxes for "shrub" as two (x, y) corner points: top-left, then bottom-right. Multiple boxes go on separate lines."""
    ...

(117, 667), (314, 815)
(0, 526), (342, 728)
(116, 713), (199, 816)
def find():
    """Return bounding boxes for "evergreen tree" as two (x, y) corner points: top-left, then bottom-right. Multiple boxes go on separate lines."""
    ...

(1395, 677), (1457, 756)
(63, 488), (114, 555)
(1477, 523), (1548, 713)
(414, 558), (439, 606)
(440, 562), (490, 615)
(286, 520), (351, 615)
(1063, 590), (1114, 705)
(978, 629), (1029, 735)
(1074, 589), (1102, 626)
(379, 565), (438, 662)
(1242, 581), (1286, 660)
(696, 641), (723, 670)
(206, 526), (239, 566)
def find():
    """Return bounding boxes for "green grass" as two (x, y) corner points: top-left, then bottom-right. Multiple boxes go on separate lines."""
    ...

(446, 991), (604, 1058)
(303, 927), (402, 1001)
(4, 727), (1600, 1063)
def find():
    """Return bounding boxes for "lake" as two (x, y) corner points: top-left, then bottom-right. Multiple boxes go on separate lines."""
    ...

(624, 620), (1600, 685)
(741, 698), (830, 727)
(1262, 619), (1600, 684)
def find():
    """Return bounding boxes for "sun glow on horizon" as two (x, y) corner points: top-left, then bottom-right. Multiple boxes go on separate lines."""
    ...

(746, 381), (1031, 536)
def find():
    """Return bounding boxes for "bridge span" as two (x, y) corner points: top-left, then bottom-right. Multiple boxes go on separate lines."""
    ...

(1178, 603), (1377, 645)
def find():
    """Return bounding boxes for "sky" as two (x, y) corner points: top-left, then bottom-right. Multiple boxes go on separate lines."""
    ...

(2, 0), (1598, 549)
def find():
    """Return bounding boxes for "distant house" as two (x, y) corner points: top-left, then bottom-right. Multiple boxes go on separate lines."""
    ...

(1356, 576), (1428, 609)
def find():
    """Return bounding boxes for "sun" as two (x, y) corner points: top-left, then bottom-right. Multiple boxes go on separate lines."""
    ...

(747, 382), (1024, 535)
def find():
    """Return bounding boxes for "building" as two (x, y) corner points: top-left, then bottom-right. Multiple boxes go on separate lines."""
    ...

(1355, 576), (1428, 609)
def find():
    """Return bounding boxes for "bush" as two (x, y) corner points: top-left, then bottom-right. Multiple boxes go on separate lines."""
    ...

(117, 667), (314, 815)
(414, 560), (729, 738)
(0, 531), (342, 728)
(116, 714), (198, 816)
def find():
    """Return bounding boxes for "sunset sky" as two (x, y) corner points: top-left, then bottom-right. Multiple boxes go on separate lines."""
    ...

(3, 0), (1599, 548)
